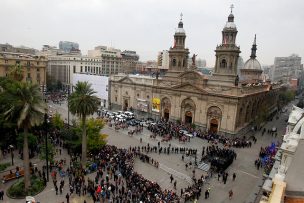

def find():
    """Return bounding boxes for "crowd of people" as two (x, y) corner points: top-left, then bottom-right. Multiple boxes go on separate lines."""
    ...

(147, 120), (256, 149)
(203, 145), (237, 172)
(46, 92), (67, 104)
(48, 145), (182, 202)
(255, 142), (278, 175)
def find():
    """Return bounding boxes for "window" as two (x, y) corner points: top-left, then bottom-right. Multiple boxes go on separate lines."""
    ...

(126, 91), (128, 95)
(115, 97), (117, 102)
(5, 60), (8, 64)
(85, 66), (87, 72)
(220, 59), (227, 68)
(27, 61), (30, 66)
(137, 93), (139, 97)
(147, 95), (150, 99)
(27, 73), (31, 78)
(73, 66), (76, 73)
(172, 58), (176, 67)
(36, 68), (40, 72)
(81, 66), (83, 72)
(37, 61), (40, 65)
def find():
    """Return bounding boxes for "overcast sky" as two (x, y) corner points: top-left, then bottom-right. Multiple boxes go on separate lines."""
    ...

(1, 0), (303, 66)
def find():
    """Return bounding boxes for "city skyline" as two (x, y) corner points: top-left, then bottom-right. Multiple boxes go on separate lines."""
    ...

(0, 0), (303, 66)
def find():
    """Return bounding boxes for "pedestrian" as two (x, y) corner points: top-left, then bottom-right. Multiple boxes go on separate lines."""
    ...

(0, 189), (3, 200)
(170, 174), (174, 183)
(205, 189), (209, 199)
(229, 190), (233, 200)
(66, 193), (70, 203)
(233, 173), (236, 181)
(173, 180), (177, 190)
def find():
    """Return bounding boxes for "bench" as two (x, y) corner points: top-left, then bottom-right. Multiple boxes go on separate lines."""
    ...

(2, 169), (25, 183)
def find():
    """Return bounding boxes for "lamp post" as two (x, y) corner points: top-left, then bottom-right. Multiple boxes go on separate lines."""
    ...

(9, 145), (14, 166)
(44, 113), (49, 182)
(67, 85), (70, 128)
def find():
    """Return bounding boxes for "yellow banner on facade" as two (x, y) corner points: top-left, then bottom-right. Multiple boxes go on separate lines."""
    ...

(152, 98), (160, 112)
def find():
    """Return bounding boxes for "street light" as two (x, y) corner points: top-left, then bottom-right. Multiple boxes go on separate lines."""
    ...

(8, 145), (14, 166)
(44, 113), (49, 182)
(67, 84), (70, 128)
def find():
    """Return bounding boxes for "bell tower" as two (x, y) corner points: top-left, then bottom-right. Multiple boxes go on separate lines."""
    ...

(210, 5), (241, 86)
(168, 13), (189, 72)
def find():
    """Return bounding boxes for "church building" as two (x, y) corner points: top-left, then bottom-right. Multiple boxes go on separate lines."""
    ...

(109, 8), (281, 135)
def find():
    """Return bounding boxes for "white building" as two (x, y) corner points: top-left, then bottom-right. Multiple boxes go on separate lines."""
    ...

(157, 50), (169, 70)
(73, 73), (109, 108)
(47, 55), (104, 88)
(47, 53), (122, 89)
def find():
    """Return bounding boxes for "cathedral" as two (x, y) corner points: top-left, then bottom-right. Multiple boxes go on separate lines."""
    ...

(109, 8), (280, 135)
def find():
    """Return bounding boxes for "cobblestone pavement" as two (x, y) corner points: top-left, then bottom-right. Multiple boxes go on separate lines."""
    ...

(0, 100), (292, 203)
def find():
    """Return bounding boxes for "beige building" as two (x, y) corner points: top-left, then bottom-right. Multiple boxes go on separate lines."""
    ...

(0, 52), (47, 88)
(109, 11), (281, 135)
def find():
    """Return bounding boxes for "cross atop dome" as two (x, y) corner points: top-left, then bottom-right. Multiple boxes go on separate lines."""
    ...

(180, 13), (183, 21)
(230, 4), (234, 13)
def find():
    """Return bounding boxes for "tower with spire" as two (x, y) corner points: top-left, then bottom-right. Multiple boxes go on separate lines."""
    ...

(209, 5), (241, 86)
(168, 13), (189, 72)
(240, 34), (262, 83)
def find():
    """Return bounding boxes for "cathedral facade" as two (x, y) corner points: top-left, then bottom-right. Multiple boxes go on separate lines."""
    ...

(109, 10), (281, 136)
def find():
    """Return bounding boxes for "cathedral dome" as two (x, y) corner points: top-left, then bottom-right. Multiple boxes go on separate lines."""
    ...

(175, 27), (185, 34)
(243, 58), (261, 70)
(224, 22), (236, 29)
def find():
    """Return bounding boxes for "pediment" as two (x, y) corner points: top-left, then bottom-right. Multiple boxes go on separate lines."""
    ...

(118, 76), (135, 84)
(171, 83), (208, 94)
(178, 70), (204, 81)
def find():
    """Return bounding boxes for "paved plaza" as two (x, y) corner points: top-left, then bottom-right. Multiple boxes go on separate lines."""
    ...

(0, 100), (292, 203)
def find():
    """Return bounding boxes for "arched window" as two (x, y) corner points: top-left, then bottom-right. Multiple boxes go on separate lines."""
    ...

(172, 58), (176, 67)
(220, 59), (227, 68)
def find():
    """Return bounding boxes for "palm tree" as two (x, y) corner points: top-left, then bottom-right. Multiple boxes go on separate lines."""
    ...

(68, 81), (100, 166)
(2, 81), (46, 192)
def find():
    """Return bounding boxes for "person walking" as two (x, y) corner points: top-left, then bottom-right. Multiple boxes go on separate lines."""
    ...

(170, 174), (174, 183)
(0, 189), (3, 200)
(173, 180), (177, 190)
(229, 190), (233, 200)
(205, 189), (210, 199)
(233, 173), (236, 181)
(66, 193), (70, 203)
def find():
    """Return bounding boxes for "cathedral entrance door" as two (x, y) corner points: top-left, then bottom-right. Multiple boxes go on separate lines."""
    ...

(185, 111), (193, 124)
(123, 99), (129, 111)
(210, 119), (219, 134)
(164, 108), (169, 121)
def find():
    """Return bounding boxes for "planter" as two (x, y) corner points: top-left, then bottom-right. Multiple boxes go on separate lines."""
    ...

(7, 175), (46, 199)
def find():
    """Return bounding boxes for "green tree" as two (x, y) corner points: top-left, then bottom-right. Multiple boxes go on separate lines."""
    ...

(52, 112), (64, 129)
(60, 128), (81, 154)
(16, 133), (38, 149)
(2, 81), (46, 192)
(39, 140), (55, 162)
(85, 118), (107, 153)
(68, 81), (100, 166)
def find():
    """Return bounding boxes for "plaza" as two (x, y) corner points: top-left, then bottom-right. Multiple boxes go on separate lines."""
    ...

(0, 99), (290, 203)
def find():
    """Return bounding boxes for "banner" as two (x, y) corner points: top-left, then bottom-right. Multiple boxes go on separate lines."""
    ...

(152, 98), (160, 112)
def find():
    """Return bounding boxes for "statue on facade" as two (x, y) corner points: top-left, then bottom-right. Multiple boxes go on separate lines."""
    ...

(235, 75), (239, 86)
(192, 54), (197, 66)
